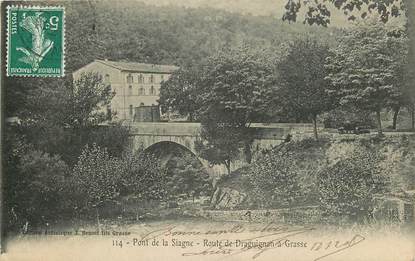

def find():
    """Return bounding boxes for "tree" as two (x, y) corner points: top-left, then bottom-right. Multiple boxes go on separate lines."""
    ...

(282, 0), (406, 26)
(277, 36), (333, 139)
(16, 72), (123, 166)
(70, 72), (113, 128)
(325, 21), (407, 134)
(194, 46), (275, 172)
(159, 67), (201, 121)
(401, 52), (415, 130)
(195, 122), (249, 175)
(387, 35), (409, 129)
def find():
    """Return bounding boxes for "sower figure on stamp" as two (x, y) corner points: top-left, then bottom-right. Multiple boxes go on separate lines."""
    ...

(17, 12), (54, 72)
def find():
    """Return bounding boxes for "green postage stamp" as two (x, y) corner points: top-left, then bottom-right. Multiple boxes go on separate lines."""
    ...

(6, 6), (65, 77)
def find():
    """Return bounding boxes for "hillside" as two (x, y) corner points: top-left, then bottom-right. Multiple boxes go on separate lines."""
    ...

(65, 1), (335, 72)
(212, 135), (415, 210)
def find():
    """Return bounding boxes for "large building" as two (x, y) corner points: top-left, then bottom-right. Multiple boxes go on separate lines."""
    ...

(73, 59), (178, 121)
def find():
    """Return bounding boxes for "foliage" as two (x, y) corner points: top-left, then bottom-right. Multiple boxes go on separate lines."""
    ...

(321, 108), (376, 128)
(276, 36), (333, 139)
(12, 72), (111, 129)
(159, 67), (201, 121)
(165, 154), (213, 199)
(5, 146), (69, 229)
(65, 1), (106, 72)
(245, 149), (303, 209)
(197, 46), (275, 125)
(195, 46), (275, 171)
(81, 125), (131, 160)
(21, 123), (129, 167)
(70, 72), (113, 127)
(325, 21), (408, 133)
(14, 71), (125, 166)
(318, 147), (390, 222)
(283, 0), (405, 26)
(396, 137), (415, 189)
(244, 139), (329, 209)
(195, 123), (250, 175)
(121, 152), (168, 201)
(91, 1), (324, 67)
(72, 144), (123, 210)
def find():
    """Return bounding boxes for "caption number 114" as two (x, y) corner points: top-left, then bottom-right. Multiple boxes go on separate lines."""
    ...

(113, 239), (123, 248)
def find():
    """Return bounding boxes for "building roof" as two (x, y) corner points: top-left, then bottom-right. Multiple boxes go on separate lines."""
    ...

(95, 59), (179, 73)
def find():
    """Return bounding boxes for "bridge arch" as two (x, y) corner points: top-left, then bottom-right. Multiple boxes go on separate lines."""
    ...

(131, 135), (229, 181)
(131, 134), (198, 156)
(140, 141), (203, 169)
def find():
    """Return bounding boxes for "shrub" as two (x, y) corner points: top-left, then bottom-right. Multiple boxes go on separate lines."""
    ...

(72, 144), (123, 211)
(165, 154), (213, 200)
(6, 149), (69, 228)
(121, 152), (168, 201)
(246, 150), (302, 208)
(317, 148), (390, 223)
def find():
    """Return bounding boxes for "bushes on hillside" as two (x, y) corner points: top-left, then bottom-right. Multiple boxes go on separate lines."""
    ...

(242, 139), (328, 209)
(71, 144), (173, 219)
(237, 137), (407, 225)
(165, 154), (213, 200)
(317, 147), (390, 223)
(246, 151), (302, 208)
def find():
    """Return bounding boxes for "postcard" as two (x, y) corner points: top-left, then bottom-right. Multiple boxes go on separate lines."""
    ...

(1, 1), (414, 260)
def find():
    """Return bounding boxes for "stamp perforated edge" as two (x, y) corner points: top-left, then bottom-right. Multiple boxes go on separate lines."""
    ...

(6, 5), (66, 78)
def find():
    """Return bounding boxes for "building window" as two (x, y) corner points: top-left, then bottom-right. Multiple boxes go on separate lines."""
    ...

(127, 74), (133, 83)
(129, 105), (133, 117)
(128, 85), (133, 95)
(138, 74), (144, 83)
(150, 74), (154, 83)
(150, 86), (155, 95)
(140, 102), (144, 106)
(138, 87), (145, 95)
(160, 75), (164, 82)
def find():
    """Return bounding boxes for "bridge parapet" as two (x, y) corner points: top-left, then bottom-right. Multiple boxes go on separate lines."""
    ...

(127, 122), (322, 139)
(128, 122), (200, 136)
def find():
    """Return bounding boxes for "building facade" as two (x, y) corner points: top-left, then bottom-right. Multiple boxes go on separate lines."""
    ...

(73, 59), (178, 121)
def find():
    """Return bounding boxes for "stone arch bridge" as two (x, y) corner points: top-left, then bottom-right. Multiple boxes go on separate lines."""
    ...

(127, 122), (318, 179)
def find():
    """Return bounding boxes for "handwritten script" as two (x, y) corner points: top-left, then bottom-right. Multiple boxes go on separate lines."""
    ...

(137, 222), (366, 260)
